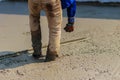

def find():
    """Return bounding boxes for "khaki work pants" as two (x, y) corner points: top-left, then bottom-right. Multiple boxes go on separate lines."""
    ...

(28, 0), (62, 55)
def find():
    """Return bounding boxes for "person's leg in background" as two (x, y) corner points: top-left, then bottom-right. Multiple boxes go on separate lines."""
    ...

(44, 0), (62, 61)
(28, 0), (42, 58)
(64, 0), (76, 32)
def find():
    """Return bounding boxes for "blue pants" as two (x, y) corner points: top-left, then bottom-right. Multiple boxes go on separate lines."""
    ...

(61, 0), (76, 24)
(67, 0), (76, 24)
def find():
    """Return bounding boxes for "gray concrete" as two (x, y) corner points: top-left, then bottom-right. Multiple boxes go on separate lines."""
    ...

(0, 1), (120, 19)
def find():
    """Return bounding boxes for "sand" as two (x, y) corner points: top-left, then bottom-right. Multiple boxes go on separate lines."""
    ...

(0, 13), (120, 80)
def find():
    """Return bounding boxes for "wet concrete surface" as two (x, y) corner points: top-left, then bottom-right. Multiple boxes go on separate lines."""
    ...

(0, 1), (120, 19)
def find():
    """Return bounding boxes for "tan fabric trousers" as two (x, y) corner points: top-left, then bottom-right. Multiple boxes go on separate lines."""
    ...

(28, 0), (62, 55)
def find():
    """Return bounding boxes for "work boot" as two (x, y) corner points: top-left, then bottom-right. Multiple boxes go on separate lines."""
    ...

(64, 23), (74, 32)
(31, 30), (42, 59)
(32, 45), (42, 59)
(45, 48), (58, 62)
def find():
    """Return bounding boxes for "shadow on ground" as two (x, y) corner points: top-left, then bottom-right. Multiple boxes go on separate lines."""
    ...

(0, 51), (45, 69)
(0, 1), (120, 20)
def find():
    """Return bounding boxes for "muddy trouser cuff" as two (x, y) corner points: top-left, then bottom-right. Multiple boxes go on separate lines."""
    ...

(31, 30), (42, 53)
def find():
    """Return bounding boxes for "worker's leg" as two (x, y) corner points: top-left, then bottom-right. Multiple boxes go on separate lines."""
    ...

(28, 0), (42, 58)
(44, 0), (62, 61)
